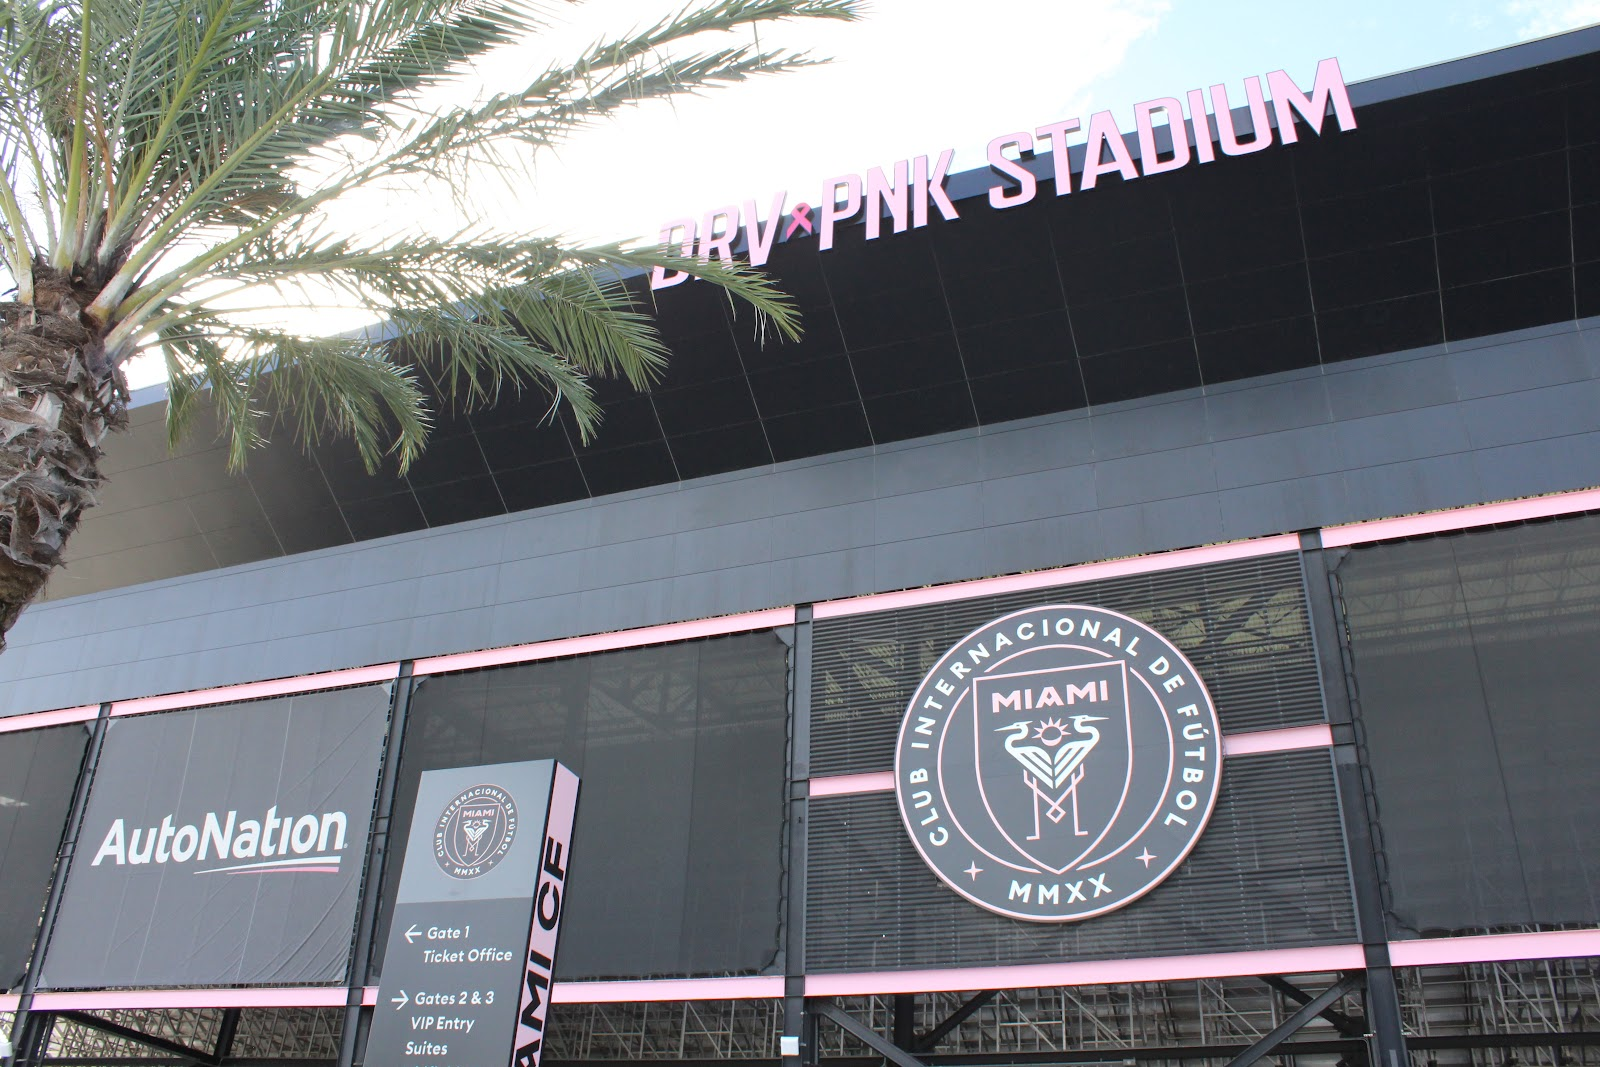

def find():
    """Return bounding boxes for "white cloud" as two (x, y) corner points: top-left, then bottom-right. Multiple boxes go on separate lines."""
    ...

(455, 0), (1173, 246)
(1505, 0), (1600, 38)
(126, 0), (1174, 387)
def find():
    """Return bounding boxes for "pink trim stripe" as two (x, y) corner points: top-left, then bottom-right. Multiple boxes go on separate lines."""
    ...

(414, 607), (797, 675)
(806, 944), (1367, 996)
(1222, 724), (1334, 757)
(0, 705), (99, 733)
(29, 987), (349, 1010)
(552, 976), (785, 1003)
(1388, 929), (1600, 967)
(812, 536), (1303, 620)
(110, 664), (401, 717)
(0, 993), (18, 1011)
(1321, 489), (1600, 548)
(810, 771), (895, 797)
(361, 976), (784, 1005)
(809, 726), (1334, 798)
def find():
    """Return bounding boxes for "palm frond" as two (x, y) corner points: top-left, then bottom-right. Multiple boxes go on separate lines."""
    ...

(1, 0), (860, 475)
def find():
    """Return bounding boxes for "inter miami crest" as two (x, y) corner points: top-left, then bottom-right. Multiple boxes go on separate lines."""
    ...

(433, 784), (518, 879)
(894, 604), (1222, 922)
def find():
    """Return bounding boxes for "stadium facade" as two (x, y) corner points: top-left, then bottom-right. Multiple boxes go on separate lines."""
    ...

(2, 25), (1599, 1067)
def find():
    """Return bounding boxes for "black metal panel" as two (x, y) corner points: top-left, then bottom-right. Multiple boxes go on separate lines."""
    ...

(0, 724), (89, 991)
(1335, 512), (1600, 935)
(810, 553), (1321, 776)
(804, 750), (1354, 971)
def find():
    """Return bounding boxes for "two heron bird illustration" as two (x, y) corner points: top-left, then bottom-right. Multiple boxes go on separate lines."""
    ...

(998, 715), (1105, 840)
(461, 818), (491, 857)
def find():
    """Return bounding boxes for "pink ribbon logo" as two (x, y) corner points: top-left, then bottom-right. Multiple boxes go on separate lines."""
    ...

(784, 203), (814, 238)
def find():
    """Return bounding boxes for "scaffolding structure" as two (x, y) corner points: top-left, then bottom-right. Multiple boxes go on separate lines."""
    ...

(12, 959), (1598, 1065)
(1398, 958), (1600, 1067)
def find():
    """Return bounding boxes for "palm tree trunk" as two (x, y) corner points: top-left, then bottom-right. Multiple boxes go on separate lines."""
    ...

(0, 274), (125, 649)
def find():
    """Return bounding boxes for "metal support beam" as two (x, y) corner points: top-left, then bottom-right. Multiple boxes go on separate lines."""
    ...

(1260, 974), (1365, 1036)
(813, 1002), (929, 1067)
(338, 665), (414, 1067)
(1300, 536), (1410, 1067)
(913, 991), (996, 1053)
(11, 1012), (52, 1067)
(784, 610), (815, 1067)
(55, 1012), (209, 1066)
(13, 707), (110, 1067)
(892, 997), (915, 1051)
(1223, 975), (1362, 1067)
(209, 1009), (239, 1066)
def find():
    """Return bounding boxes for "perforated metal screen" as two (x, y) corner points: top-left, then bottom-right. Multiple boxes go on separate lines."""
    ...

(1336, 513), (1600, 935)
(810, 552), (1322, 776)
(804, 750), (1355, 971)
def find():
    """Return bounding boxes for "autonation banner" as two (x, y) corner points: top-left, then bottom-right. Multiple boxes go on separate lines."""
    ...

(38, 685), (391, 989)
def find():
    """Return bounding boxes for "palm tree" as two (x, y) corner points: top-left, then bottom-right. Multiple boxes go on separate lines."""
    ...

(0, 0), (859, 648)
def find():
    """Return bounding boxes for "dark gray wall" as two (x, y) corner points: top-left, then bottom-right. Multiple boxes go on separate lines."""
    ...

(2, 317), (1598, 716)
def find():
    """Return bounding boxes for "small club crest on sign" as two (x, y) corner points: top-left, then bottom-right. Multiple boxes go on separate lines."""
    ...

(433, 784), (518, 880)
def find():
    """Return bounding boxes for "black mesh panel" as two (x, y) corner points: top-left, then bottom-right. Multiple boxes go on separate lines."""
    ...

(378, 631), (791, 981)
(811, 552), (1321, 776)
(0, 723), (88, 990)
(1336, 513), (1600, 936)
(805, 750), (1353, 970)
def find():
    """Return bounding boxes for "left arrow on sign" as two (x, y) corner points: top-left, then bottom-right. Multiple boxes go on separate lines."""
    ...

(405, 924), (422, 943)
(391, 990), (410, 1010)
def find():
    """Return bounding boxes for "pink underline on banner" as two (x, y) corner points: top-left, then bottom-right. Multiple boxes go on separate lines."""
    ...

(413, 607), (797, 675)
(807, 725), (1335, 798)
(1320, 488), (1600, 548)
(552, 975), (786, 1003)
(806, 944), (1368, 996)
(812, 536), (1303, 620)
(0, 704), (99, 733)
(29, 987), (349, 1010)
(1388, 929), (1600, 967)
(110, 664), (401, 717)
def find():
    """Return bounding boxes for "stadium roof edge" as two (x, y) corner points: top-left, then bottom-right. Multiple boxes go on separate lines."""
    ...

(121, 21), (1600, 413)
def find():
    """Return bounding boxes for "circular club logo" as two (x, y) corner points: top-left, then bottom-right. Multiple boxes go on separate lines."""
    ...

(433, 784), (518, 879)
(894, 604), (1223, 922)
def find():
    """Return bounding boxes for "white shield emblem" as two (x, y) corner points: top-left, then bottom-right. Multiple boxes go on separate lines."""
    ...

(972, 662), (1133, 875)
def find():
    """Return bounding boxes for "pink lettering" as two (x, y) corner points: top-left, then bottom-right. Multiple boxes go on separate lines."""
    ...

(819, 174), (862, 251)
(987, 133), (1037, 208)
(1134, 97), (1191, 176)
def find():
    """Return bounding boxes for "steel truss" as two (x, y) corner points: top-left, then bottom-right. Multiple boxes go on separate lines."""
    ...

(807, 965), (1600, 1067)
(545, 1000), (785, 1060)
(814, 974), (1366, 1062)
(28, 1007), (343, 1065)
(1398, 958), (1600, 1067)
(12, 960), (1600, 1065)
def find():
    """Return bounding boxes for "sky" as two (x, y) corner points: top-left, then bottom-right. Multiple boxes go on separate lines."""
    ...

(121, 0), (1600, 387)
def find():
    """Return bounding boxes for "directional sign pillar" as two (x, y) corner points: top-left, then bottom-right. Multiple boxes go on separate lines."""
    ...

(366, 760), (579, 1067)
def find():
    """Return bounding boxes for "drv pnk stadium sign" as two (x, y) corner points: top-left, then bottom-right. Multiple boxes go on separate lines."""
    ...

(650, 59), (1356, 289)
(894, 605), (1223, 922)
